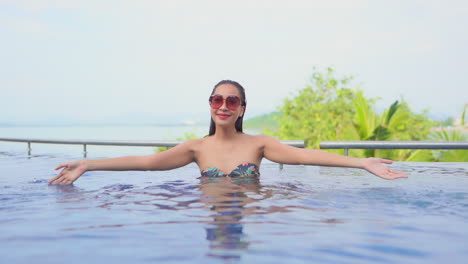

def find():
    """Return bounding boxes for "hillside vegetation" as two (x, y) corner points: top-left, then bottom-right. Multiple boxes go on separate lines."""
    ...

(244, 112), (281, 130)
(247, 68), (467, 162)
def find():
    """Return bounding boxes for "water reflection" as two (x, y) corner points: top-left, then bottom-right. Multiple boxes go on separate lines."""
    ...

(45, 175), (320, 260)
(48, 183), (81, 193)
(199, 176), (270, 260)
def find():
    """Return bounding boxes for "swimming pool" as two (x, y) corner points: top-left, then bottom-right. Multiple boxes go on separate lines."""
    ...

(1, 152), (467, 263)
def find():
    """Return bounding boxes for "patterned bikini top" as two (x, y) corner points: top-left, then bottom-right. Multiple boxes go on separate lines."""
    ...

(201, 163), (260, 177)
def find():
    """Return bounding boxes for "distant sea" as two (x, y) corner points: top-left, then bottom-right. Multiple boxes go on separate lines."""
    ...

(0, 125), (261, 158)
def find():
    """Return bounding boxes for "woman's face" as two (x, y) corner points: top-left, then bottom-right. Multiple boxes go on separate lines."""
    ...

(210, 84), (245, 128)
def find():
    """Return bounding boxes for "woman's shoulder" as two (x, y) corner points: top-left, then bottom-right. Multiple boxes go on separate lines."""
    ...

(175, 137), (205, 149)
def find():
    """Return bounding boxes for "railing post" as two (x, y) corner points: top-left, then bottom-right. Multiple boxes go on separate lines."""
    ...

(83, 144), (87, 158)
(27, 142), (31, 156)
(344, 148), (349, 156)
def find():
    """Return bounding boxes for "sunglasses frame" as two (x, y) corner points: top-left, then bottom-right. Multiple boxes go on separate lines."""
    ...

(209, 94), (242, 111)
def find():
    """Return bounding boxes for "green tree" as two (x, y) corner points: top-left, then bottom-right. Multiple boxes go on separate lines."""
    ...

(351, 90), (400, 157)
(429, 129), (468, 161)
(275, 67), (357, 151)
(428, 104), (468, 162)
(274, 68), (436, 160)
(349, 90), (435, 160)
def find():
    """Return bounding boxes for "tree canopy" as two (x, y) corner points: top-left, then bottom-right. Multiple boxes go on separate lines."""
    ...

(273, 68), (444, 160)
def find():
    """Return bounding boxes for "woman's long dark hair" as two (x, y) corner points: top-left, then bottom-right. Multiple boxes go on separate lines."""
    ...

(208, 80), (247, 136)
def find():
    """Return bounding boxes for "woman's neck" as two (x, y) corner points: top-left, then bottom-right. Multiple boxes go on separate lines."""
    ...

(212, 125), (240, 140)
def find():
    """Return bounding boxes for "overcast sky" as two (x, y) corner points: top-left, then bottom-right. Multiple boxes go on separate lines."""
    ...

(1, 0), (467, 124)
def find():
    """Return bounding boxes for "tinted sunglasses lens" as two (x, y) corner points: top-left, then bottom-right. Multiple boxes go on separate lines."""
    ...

(226, 96), (240, 109)
(209, 95), (223, 109)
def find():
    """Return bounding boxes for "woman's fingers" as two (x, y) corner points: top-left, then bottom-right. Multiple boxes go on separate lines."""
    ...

(367, 159), (408, 180)
(49, 168), (72, 184)
(388, 167), (408, 178)
(395, 171), (408, 179)
(49, 176), (64, 184)
(54, 177), (66, 184)
(51, 174), (72, 185)
(48, 172), (63, 184)
(366, 158), (408, 180)
(379, 158), (393, 164)
(55, 160), (79, 170)
(55, 163), (69, 170)
(58, 177), (71, 185)
(381, 168), (408, 180)
(50, 160), (83, 184)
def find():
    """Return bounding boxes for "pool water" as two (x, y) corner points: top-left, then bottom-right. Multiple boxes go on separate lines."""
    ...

(1, 152), (467, 263)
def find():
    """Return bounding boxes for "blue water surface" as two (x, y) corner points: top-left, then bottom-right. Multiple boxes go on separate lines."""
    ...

(1, 152), (467, 264)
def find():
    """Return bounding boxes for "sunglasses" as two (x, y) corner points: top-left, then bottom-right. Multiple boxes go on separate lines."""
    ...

(209, 94), (242, 110)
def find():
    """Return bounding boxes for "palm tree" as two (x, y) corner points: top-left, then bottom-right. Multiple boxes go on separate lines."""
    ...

(351, 91), (401, 158)
(429, 104), (468, 161)
(350, 92), (437, 161)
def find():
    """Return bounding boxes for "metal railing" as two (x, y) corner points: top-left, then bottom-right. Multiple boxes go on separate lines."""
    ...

(1, 138), (466, 158)
(0, 137), (305, 158)
(320, 141), (468, 156)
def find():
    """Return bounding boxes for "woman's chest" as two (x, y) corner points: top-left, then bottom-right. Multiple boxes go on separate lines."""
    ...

(194, 140), (263, 172)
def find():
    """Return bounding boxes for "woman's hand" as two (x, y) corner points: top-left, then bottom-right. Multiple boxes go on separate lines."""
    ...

(362, 158), (408, 180)
(48, 160), (88, 185)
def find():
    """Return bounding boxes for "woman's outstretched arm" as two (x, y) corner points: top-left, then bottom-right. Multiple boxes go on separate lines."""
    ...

(261, 135), (408, 180)
(48, 140), (197, 185)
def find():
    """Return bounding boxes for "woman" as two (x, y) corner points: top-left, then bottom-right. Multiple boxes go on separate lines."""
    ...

(48, 80), (408, 184)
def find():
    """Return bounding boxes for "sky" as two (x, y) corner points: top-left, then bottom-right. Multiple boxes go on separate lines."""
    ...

(1, 0), (467, 125)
